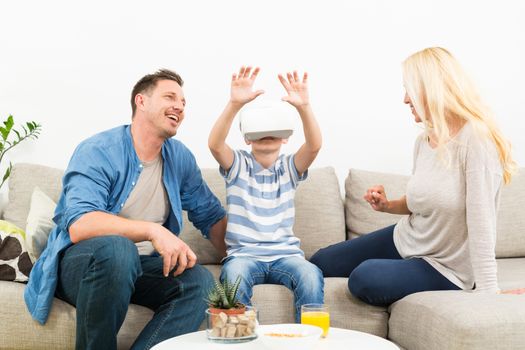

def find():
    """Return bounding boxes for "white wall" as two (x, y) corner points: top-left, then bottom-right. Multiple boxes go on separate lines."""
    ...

(1, 0), (524, 198)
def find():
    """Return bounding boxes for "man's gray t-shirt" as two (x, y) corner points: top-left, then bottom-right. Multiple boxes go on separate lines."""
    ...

(118, 156), (169, 255)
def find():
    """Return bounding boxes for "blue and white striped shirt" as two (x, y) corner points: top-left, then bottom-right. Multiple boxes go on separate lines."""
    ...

(220, 150), (307, 261)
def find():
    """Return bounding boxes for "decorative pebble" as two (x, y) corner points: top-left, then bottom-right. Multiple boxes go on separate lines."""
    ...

(209, 309), (257, 338)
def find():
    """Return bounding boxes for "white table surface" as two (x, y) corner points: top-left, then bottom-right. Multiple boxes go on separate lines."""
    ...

(151, 327), (399, 350)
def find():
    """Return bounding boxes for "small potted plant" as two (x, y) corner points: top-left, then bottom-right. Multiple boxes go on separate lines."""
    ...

(206, 275), (246, 315)
(205, 276), (258, 342)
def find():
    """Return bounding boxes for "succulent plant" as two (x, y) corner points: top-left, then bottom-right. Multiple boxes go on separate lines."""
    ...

(206, 275), (245, 309)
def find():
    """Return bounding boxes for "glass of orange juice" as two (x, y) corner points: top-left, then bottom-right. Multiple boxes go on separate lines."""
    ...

(300, 303), (330, 338)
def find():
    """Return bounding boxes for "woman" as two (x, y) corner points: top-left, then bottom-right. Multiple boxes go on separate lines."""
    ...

(310, 47), (522, 306)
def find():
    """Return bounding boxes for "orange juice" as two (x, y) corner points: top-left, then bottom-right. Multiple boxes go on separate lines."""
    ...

(301, 311), (330, 337)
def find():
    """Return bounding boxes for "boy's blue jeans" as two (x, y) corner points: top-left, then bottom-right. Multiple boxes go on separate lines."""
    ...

(56, 235), (213, 350)
(220, 256), (324, 323)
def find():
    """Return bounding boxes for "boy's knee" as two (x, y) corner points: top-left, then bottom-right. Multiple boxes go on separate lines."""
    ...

(297, 262), (324, 288)
(220, 258), (253, 281)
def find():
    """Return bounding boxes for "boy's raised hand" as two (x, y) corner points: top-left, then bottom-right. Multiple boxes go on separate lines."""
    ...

(231, 66), (265, 105)
(278, 71), (310, 108)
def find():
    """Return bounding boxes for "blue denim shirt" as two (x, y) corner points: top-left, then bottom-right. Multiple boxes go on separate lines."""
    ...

(25, 125), (226, 324)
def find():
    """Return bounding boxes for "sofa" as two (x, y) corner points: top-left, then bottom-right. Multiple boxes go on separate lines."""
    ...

(1, 163), (524, 349)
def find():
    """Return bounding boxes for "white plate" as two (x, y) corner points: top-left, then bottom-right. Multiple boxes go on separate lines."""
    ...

(257, 324), (322, 350)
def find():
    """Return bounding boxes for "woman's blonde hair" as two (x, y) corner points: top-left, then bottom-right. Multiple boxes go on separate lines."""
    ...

(402, 47), (516, 184)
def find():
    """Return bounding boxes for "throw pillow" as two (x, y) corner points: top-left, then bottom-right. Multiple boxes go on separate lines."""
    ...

(25, 186), (57, 261)
(0, 220), (33, 282)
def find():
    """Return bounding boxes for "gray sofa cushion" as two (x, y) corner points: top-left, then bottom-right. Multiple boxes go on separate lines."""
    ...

(180, 167), (346, 264)
(293, 167), (346, 259)
(495, 257), (525, 290)
(0, 280), (152, 350)
(388, 290), (525, 350)
(345, 168), (525, 258)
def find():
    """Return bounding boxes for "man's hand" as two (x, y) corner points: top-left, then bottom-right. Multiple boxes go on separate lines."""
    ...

(278, 71), (310, 108)
(364, 185), (390, 212)
(230, 66), (264, 105)
(147, 223), (197, 277)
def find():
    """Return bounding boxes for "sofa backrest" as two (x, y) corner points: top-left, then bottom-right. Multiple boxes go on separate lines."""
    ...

(496, 168), (525, 257)
(3, 163), (346, 264)
(4, 163), (63, 230)
(345, 169), (409, 239)
(345, 168), (525, 259)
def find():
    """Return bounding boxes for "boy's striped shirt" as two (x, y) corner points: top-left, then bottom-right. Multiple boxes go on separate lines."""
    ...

(220, 150), (307, 261)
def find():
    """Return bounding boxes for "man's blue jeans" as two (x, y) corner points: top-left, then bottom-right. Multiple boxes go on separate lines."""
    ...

(220, 256), (324, 323)
(310, 225), (461, 306)
(56, 235), (213, 350)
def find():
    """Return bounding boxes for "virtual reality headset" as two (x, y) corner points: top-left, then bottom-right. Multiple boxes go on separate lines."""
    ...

(239, 102), (295, 141)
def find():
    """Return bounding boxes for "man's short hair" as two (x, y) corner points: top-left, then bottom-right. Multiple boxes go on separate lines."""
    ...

(131, 69), (184, 117)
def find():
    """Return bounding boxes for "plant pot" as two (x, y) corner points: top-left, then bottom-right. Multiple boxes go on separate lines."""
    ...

(208, 306), (246, 316)
(206, 306), (258, 343)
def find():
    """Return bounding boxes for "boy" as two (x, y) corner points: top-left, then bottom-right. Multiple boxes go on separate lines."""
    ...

(208, 66), (323, 322)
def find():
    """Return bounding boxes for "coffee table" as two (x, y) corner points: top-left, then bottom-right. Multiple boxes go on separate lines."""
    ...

(151, 327), (399, 349)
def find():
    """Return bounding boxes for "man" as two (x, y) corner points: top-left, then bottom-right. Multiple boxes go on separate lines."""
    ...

(25, 69), (227, 350)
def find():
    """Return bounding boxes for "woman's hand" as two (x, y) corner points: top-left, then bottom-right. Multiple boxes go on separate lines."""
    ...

(364, 185), (390, 212)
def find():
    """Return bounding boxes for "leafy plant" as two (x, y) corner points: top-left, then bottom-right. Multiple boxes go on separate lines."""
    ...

(206, 276), (245, 309)
(0, 115), (42, 189)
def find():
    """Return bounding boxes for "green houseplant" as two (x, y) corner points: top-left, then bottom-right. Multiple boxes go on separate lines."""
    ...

(0, 115), (41, 189)
(206, 275), (245, 314)
(205, 276), (258, 341)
